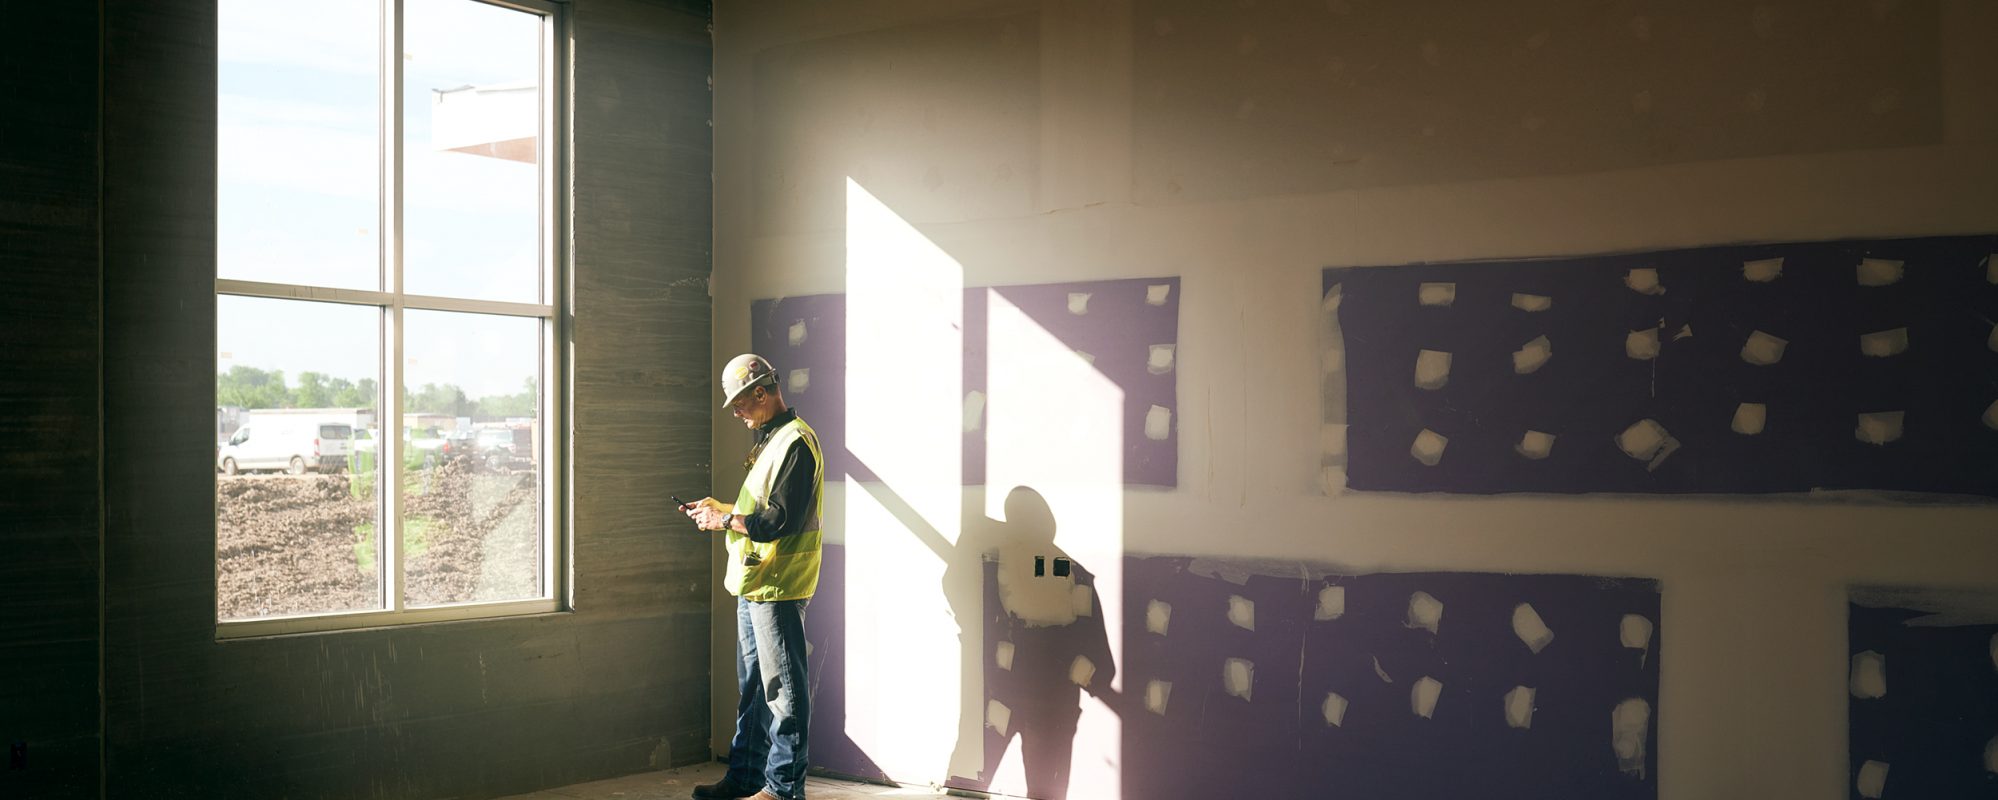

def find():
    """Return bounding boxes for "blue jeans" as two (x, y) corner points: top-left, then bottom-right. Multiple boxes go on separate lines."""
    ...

(724, 597), (811, 800)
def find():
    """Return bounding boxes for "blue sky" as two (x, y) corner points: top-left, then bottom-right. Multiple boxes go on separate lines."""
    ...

(217, 0), (544, 401)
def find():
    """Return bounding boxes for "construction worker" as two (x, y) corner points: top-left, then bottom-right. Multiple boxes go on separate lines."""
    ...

(684, 353), (824, 800)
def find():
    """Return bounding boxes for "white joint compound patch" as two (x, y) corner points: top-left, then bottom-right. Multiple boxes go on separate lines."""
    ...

(1985, 400), (1998, 432)
(1144, 405), (1172, 441)
(1411, 677), (1442, 718)
(1511, 293), (1552, 312)
(1733, 403), (1767, 435)
(995, 641), (1015, 671)
(1146, 600), (1172, 635)
(1418, 282), (1457, 307)
(1414, 349), (1452, 390)
(1857, 760), (1889, 798)
(1516, 430), (1556, 460)
(1320, 466), (1349, 496)
(1616, 419), (1680, 470)
(1147, 344), (1177, 375)
(788, 369), (810, 394)
(1223, 658), (1255, 701)
(1673, 324), (1693, 340)
(1513, 335), (1552, 374)
(1512, 603), (1554, 654)
(1850, 650), (1887, 699)
(1855, 411), (1904, 445)
(987, 700), (1012, 736)
(1626, 327), (1661, 360)
(1145, 680), (1172, 715)
(787, 320), (808, 346)
(1857, 258), (1904, 287)
(1625, 268), (1665, 295)
(1411, 429), (1449, 466)
(1069, 655), (1096, 688)
(1066, 292), (1091, 314)
(1611, 698), (1651, 778)
(1316, 586), (1346, 620)
(1743, 257), (1784, 282)
(1321, 424), (1348, 458)
(1323, 692), (1349, 726)
(1860, 328), (1909, 358)
(962, 391), (987, 432)
(1071, 585), (1095, 618)
(1620, 614), (1654, 650)
(1741, 330), (1789, 365)
(1406, 591), (1444, 634)
(1147, 283), (1172, 306)
(1504, 686), (1536, 729)
(1988, 324), (1998, 354)
(1372, 655), (1393, 683)
(1228, 595), (1256, 631)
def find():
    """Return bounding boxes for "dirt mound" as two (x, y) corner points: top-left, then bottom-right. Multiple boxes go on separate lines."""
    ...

(217, 460), (542, 621)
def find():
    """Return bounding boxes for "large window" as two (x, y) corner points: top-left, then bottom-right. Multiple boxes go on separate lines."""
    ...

(216, 0), (565, 634)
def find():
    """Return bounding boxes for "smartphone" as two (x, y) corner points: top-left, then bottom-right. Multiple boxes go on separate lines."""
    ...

(672, 495), (688, 509)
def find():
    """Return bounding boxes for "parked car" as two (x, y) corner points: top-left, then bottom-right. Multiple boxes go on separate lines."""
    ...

(217, 419), (352, 475)
(474, 427), (524, 471)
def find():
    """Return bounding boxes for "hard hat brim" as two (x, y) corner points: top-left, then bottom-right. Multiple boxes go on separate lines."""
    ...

(721, 372), (777, 408)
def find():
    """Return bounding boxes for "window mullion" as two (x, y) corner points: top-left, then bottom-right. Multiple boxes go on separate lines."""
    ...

(382, 0), (408, 615)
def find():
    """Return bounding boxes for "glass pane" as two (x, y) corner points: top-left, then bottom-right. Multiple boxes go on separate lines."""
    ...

(403, 0), (544, 303)
(217, 0), (380, 290)
(216, 296), (384, 621)
(401, 309), (545, 606)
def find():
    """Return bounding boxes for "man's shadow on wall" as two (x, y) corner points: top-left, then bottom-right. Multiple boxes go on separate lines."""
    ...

(844, 454), (1128, 799)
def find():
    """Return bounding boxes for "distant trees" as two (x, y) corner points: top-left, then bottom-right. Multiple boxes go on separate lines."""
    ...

(217, 366), (534, 420)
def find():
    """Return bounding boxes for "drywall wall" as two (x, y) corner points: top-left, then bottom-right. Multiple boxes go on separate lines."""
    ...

(31, 0), (721, 797)
(712, 1), (1998, 798)
(2, 3), (103, 797)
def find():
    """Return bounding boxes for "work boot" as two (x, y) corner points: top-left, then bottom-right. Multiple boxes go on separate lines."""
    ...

(689, 779), (760, 800)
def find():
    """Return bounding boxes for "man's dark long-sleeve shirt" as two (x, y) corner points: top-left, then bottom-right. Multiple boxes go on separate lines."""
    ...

(742, 408), (818, 543)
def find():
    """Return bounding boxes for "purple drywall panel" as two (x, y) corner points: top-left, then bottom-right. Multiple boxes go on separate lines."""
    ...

(1847, 588), (1998, 799)
(1325, 233), (1998, 497)
(806, 543), (1662, 799)
(750, 277), (1181, 487)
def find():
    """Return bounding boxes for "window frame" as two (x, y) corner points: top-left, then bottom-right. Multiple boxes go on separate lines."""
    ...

(215, 0), (571, 638)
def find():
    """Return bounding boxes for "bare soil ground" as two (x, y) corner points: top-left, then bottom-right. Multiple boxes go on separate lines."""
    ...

(217, 459), (541, 620)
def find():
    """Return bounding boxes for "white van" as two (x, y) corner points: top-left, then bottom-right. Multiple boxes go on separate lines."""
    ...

(217, 417), (353, 475)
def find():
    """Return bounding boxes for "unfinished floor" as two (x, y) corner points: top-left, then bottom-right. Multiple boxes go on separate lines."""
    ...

(494, 762), (958, 800)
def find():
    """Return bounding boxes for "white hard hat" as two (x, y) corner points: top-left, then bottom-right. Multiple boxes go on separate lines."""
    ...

(720, 353), (779, 408)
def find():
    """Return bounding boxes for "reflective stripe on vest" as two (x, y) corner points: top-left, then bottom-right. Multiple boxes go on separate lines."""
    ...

(726, 416), (824, 601)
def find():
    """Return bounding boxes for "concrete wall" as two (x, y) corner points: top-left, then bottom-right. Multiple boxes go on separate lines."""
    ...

(2, 3), (104, 797)
(710, 1), (1998, 798)
(9, 1), (715, 797)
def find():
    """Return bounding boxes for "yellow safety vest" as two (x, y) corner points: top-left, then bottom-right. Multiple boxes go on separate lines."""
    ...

(726, 416), (824, 601)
